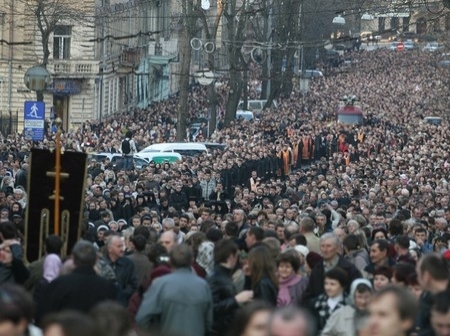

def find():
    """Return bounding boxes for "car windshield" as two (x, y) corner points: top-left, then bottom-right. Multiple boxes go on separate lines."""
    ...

(338, 114), (363, 124)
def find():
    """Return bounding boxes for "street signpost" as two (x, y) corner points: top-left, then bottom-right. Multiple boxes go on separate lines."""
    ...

(24, 101), (45, 141)
(397, 42), (404, 51)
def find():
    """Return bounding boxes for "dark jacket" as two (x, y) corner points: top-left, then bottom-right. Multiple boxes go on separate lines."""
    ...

(415, 291), (433, 336)
(127, 251), (153, 287)
(415, 286), (450, 336)
(0, 244), (29, 285)
(253, 275), (278, 306)
(303, 256), (362, 304)
(207, 265), (240, 336)
(36, 266), (117, 325)
(104, 254), (138, 305)
(169, 190), (188, 211)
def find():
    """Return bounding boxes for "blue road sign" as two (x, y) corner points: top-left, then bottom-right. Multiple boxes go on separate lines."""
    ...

(24, 101), (45, 141)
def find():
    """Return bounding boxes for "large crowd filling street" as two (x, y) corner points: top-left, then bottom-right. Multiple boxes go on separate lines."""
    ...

(1, 47), (450, 336)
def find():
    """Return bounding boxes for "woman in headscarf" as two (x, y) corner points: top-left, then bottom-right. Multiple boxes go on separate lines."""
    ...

(320, 279), (373, 336)
(33, 254), (62, 305)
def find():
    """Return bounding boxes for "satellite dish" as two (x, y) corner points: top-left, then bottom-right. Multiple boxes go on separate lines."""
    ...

(332, 15), (346, 25)
(201, 0), (210, 10)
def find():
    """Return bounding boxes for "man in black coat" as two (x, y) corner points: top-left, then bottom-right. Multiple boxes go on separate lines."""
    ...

(104, 234), (138, 306)
(36, 240), (116, 325)
(169, 183), (188, 211)
(303, 233), (362, 305)
(207, 240), (253, 336)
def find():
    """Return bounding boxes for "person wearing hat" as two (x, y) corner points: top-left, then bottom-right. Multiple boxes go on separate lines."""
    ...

(95, 225), (109, 249)
(321, 279), (373, 336)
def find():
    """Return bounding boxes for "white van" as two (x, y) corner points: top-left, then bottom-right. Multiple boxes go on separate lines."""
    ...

(134, 152), (182, 163)
(302, 69), (324, 78)
(138, 142), (207, 157)
(237, 99), (278, 112)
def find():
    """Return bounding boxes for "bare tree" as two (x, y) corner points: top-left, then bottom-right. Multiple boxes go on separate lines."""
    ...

(176, 0), (200, 141)
(223, 0), (251, 126)
(27, 0), (92, 100)
(264, 0), (302, 105)
(198, 0), (225, 136)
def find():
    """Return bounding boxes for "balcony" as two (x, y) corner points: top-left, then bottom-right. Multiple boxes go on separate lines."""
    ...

(119, 47), (145, 68)
(48, 60), (99, 78)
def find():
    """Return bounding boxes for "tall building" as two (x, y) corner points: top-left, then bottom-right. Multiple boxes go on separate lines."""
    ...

(0, 0), (179, 133)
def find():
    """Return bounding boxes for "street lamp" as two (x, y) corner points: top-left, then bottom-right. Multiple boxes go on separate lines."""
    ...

(361, 13), (374, 21)
(23, 65), (51, 101)
(332, 15), (346, 25)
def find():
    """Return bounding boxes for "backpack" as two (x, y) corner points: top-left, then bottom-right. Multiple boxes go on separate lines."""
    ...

(122, 139), (131, 154)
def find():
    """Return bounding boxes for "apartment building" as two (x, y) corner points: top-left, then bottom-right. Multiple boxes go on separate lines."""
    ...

(0, 0), (179, 133)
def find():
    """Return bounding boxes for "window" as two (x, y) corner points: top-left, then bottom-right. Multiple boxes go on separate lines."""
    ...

(53, 26), (72, 60)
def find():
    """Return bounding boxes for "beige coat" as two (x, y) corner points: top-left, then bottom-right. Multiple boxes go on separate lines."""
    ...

(304, 232), (321, 254)
(320, 305), (356, 336)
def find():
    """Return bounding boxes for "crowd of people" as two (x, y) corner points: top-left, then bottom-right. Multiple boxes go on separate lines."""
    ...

(0, 47), (450, 336)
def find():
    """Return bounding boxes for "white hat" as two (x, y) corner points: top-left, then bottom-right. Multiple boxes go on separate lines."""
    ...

(294, 245), (309, 257)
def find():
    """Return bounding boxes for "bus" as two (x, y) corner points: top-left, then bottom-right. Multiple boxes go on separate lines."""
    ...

(336, 96), (364, 125)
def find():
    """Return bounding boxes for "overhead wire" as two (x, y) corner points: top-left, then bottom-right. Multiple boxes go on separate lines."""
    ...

(0, 0), (445, 66)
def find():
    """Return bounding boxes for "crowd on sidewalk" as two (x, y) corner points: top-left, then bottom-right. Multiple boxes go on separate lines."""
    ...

(0, 48), (450, 336)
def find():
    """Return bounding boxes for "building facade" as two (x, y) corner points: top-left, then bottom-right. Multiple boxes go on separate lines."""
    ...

(0, 0), (179, 133)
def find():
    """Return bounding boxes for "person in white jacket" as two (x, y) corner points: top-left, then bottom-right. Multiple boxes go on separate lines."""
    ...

(321, 278), (373, 336)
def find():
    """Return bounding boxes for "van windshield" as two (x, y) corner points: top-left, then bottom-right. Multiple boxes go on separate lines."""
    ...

(140, 149), (161, 153)
(338, 114), (363, 125)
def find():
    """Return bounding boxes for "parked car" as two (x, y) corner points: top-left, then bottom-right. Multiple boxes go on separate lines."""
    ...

(237, 99), (278, 112)
(236, 110), (254, 120)
(87, 153), (148, 170)
(438, 53), (450, 67)
(301, 69), (324, 78)
(404, 39), (418, 50)
(389, 41), (401, 51)
(398, 31), (419, 42)
(423, 42), (442, 52)
(423, 116), (443, 125)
